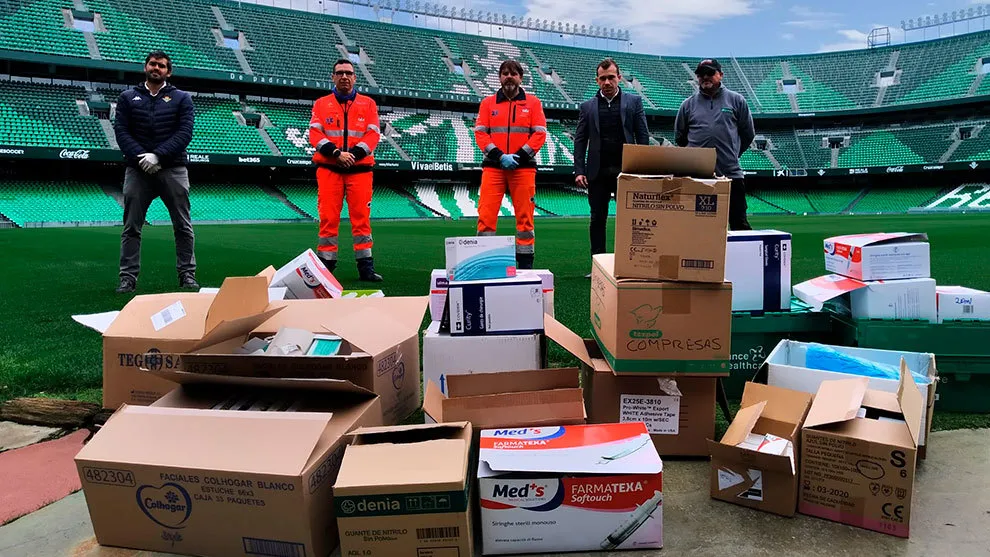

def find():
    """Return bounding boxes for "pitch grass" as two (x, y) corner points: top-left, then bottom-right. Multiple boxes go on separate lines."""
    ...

(1, 213), (989, 432)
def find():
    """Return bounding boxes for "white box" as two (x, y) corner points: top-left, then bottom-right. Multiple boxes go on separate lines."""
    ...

(270, 249), (343, 299)
(850, 278), (937, 322)
(762, 339), (937, 451)
(445, 236), (517, 281)
(824, 232), (930, 281)
(448, 276), (544, 336)
(793, 274), (937, 323)
(936, 286), (990, 323)
(430, 268), (555, 321)
(726, 230), (791, 312)
(478, 423), (664, 555)
(422, 321), (542, 397)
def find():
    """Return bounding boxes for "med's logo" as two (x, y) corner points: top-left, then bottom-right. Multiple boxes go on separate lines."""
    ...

(137, 483), (192, 529)
(695, 194), (717, 214)
(824, 241), (835, 255)
(340, 499), (356, 514)
(298, 264), (322, 288)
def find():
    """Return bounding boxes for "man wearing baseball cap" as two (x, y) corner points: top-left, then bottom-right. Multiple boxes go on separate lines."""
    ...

(675, 58), (755, 230)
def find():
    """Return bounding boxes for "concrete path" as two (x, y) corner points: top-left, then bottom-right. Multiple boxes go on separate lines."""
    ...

(0, 429), (988, 557)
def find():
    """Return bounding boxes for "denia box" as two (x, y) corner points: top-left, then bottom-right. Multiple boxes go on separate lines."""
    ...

(477, 423), (663, 555)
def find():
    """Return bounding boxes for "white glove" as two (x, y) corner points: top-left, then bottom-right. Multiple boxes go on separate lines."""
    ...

(138, 153), (160, 173)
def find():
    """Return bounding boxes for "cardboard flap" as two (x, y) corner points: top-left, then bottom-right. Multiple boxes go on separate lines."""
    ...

(205, 276), (271, 333)
(708, 441), (795, 474)
(435, 389), (586, 430)
(422, 380), (448, 422)
(804, 378), (870, 429)
(544, 313), (594, 368)
(897, 358), (925, 446)
(192, 307), (285, 352)
(256, 265), (276, 285)
(318, 306), (412, 355)
(446, 368), (580, 397)
(144, 368), (373, 396)
(75, 406), (332, 475)
(351, 421), (470, 442)
(740, 382), (813, 426)
(721, 401), (766, 446)
(479, 423), (662, 475)
(621, 144), (715, 177)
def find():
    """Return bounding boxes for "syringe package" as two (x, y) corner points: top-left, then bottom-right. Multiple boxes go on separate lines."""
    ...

(477, 423), (664, 555)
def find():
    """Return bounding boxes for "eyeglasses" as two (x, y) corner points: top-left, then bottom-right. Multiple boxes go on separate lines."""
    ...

(334, 70), (355, 77)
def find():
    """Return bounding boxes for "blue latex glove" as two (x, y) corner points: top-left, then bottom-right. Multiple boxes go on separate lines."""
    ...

(500, 153), (519, 169)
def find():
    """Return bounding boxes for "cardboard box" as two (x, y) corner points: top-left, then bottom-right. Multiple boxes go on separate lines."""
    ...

(430, 268), (555, 320)
(794, 274), (937, 323)
(799, 369), (924, 538)
(823, 232), (931, 281)
(270, 249), (344, 299)
(726, 230), (792, 312)
(447, 275), (545, 336)
(446, 236), (517, 281)
(423, 321), (542, 396)
(614, 145), (731, 282)
(334, 422), (475, 557)
(583, 373), (717, 457)
(75, 371), (381, 557)
(707, 382), (812, 516)
(99, 275), (285, 409)
(590, 253), (732, 374)
(158, 295), (429, 426)
(759, 339), (937, 458)
(936, 286), (990, 323)
(478, 423), (664, 554)
(423, 368), (586, 427)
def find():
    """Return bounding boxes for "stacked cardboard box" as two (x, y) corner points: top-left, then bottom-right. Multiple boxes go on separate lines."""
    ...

(422, 236), (550, 399)
(584, 145), (733, 457)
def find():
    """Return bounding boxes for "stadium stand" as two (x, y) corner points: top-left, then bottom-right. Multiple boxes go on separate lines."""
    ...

(0, 180), (120, 226)
(186, 95), (271, 155)
(0, 79), (109, 149)
(848, 186), (946, 214)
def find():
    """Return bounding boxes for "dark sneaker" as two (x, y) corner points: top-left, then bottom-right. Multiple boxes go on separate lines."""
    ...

(319, 257), (338, 273)
(356, 257), (383, 282)
(116, 276), (136, 293)
(179, 274), (200, 289)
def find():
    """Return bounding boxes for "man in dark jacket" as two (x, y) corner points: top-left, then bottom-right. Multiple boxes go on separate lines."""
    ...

(114, 50), (198, 293)
(573, 58), (650, 274)
(675, 58), (755, 230)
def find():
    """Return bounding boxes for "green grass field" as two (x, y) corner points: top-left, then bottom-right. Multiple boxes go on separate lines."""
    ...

(2, 213), (989, 431)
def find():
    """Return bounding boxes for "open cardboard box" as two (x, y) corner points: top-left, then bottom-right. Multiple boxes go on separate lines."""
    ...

(75, 367), (382, 557)
(423, 367), (586, 428)
(146, 295), (429, 426)
(100, 272), (285, 409)
(614, 145), (731, 283)
(707, 382), (812, 517)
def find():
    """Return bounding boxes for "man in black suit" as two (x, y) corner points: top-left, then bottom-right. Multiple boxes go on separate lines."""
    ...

(573, 58), (650, 274)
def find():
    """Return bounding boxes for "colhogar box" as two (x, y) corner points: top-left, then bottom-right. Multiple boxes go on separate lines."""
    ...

(447, 275), (545, 336)
(478, 423), (663, 554)
(446, 236), (517, 281)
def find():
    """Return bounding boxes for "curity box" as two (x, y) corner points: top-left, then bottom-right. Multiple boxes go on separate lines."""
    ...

(447, 275), (545, 336)
(799, 369), (923, 538)
(100, 275), (284, 409)
(726, 229), (792, 313)
(75, 370), (381, 557)
(430, 268), (556, 320)
(823, 232), (931, 281)
(478, 423), (664, 554)
(446, 236), (517, 281)
(333, 422), (475, 557)
(707, 382), (812, 517)
(614, 145), (731, 282)
(590, 253), (732, 374)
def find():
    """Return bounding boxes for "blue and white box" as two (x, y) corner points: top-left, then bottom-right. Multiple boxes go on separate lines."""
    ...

(447, 275), (545, 336)
(445, 236), (517, 281)
(726, 230), (792, 312)
(430, 268), (556, 321)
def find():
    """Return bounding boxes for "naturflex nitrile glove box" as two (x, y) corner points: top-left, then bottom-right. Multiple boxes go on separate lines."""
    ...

(445, 236), (517, 281)
(478, 423), (663, 555)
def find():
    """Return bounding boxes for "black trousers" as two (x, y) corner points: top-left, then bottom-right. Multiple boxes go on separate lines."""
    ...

(729, 177), (752, 231)
(588, 171), (619, 255)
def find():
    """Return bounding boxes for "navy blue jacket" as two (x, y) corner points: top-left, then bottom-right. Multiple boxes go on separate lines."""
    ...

(573, 90), (650, 182)
(114, 82), (195, 168)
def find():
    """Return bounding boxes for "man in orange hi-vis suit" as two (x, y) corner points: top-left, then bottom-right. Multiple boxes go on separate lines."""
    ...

(309, 58), (382, 282)
(473, 59), (548, 269)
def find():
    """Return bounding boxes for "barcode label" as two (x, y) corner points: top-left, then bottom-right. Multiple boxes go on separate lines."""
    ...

(242, 537), (306, 557)
(963, 305), (974, 314)
(417, 527), (460, 540)
(681, 259), (715, 269)
(150, 301), (186, 331)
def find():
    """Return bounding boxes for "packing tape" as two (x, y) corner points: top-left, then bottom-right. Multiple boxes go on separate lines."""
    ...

(662, 286), (692, 315)
(659, 255), (680, 280)
(657, 378), (682, 397)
